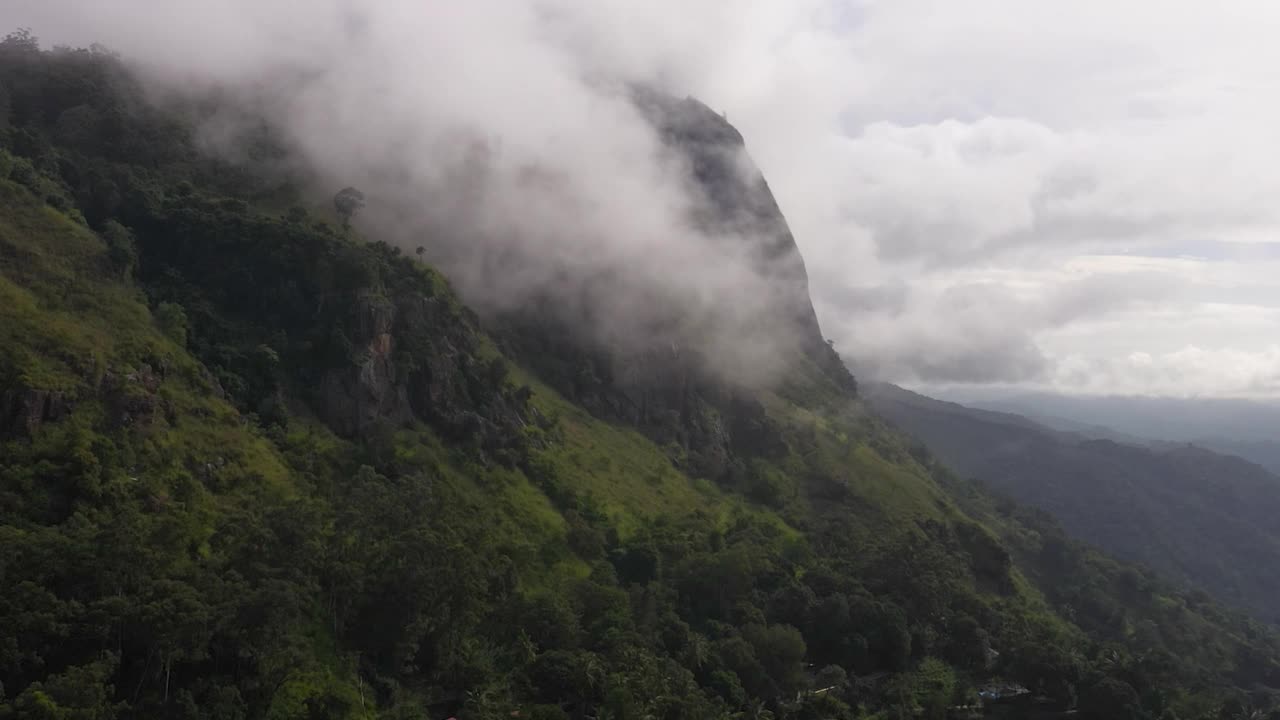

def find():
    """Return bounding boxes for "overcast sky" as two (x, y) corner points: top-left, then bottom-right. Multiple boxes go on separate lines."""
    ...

(658, 0), (1280, 399)
(12, 0), (1280, 398)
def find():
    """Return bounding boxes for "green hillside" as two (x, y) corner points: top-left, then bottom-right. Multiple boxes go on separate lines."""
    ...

(2, 32), (1280, 720)
(865, 381), (1280, 625)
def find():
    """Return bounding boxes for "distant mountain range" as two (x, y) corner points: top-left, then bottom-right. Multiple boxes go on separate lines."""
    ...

(935, 389), (1280, 476)
(866, 382), (1280, 624)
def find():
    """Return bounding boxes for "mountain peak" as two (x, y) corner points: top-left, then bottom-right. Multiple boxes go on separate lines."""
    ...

(633, 87), (855, 394)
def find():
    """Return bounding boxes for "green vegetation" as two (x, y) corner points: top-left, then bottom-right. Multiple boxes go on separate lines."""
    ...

(3, 31), (1280, 720)
(866, 382), (1280, 625)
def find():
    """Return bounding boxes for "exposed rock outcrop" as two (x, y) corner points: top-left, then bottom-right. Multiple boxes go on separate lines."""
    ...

(318, 289), (532, 464)
(0, 388), (70, 437)
(319, 291), (413, 437)
(102, 362), (165, 428)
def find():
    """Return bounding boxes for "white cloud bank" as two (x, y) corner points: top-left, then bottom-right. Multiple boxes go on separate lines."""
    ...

(11, 0), (1280, 396)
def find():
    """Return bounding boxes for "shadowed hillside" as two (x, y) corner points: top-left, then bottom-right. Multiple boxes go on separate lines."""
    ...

(866, 381), (1280, 624)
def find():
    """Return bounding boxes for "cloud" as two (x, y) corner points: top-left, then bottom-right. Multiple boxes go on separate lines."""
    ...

(705, 0), (1280, 393)
(9, 0), (837, 387)
(14, 0), (1280, 395)
(837, 270), (1176, 384)
(1053, 346), (1280, 398)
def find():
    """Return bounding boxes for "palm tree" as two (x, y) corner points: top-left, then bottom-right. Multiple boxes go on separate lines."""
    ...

(683, 633), (711, 671)
(462, 682), (506, 720)
(1231, 704), (1266, 720)
(739, 698), (773, 720)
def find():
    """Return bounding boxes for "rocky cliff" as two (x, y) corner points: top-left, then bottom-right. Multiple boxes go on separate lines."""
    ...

(493, 90), (854, 482)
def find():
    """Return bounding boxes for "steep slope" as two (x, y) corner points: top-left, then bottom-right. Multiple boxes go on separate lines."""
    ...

(4, 34), (1280, 720)
(494, 90), (854, 487)
(866, 382), (1280, 624)
(631, 88), (847, 380)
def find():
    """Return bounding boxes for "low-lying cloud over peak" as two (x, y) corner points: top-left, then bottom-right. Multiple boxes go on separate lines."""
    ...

(14, 0), (1280, 397)
(10, 0), (840, 388)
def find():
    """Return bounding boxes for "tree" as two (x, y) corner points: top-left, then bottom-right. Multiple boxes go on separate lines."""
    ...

(1079, 678), (1140, 720)
(815, 664), (846, 690)
(1, 28), (39, 54)
(0, 82), (10, 130)
(911, 657), (956, 720)
(155, 301), (188, 346)
(6, 657), (122, 720)
(741, 624), (807, 695)
(333, 186), (365, 227)
(100, 220), (136, 280)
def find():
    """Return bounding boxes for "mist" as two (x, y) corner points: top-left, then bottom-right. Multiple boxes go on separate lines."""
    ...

(6, 0), (830, 388)
(14, 1), (1280, 397)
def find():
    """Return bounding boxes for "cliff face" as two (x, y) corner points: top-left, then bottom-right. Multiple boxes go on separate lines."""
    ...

(317, 287), (533, 463)
(493, 89), (854, 483)
(633, 89), (851, 388)
(1, 388), (70, 436)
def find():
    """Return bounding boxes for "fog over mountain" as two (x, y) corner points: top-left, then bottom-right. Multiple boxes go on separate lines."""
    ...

(6, 2), (844, 390)
(15, 0), (1280, 397)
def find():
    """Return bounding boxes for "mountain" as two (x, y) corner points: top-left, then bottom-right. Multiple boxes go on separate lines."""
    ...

(1201, 439), (1280, 478)
(946, 390), (1280, 476)
(865, 381), (1280, 624)
(630, 88), (844, 374)
(4, 32), (1280, 720)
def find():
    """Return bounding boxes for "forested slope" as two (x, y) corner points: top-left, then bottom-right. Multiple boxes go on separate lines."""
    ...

(865, 382), (1280, 625)
(2, 32), (1280, 720)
